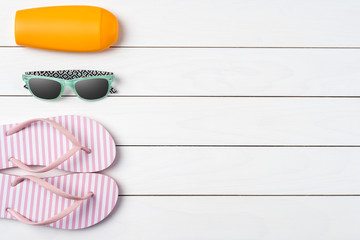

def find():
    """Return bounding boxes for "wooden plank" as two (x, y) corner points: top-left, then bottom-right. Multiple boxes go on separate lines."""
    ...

(103, 147), (360, 194)
(0, 97), (360, 145)
(5, 147), (360, 194)
(4, 146), (360, 194)
(0, 196), (359, 239)
(1, 0), (360, 47)
(2, 48), (360, 96)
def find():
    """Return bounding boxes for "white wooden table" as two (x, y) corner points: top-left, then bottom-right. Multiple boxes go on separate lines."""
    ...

(1, 0), (360, 239)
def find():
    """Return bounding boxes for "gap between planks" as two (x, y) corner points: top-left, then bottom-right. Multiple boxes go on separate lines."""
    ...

(118, 195), (360, 197)
(2, 95), (360, 98)
(116, 145), (360, 147)
(2, 46), (360, 49)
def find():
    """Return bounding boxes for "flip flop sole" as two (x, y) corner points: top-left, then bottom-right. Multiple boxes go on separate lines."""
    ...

(0, 115), (116, 172)
(0, 173), (118, 229)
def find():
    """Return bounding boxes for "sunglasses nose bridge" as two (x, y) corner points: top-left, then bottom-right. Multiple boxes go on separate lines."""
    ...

(64, 80), (73, 88)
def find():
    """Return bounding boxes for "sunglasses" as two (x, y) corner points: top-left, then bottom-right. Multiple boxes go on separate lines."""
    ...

(23, 70), (117, 101)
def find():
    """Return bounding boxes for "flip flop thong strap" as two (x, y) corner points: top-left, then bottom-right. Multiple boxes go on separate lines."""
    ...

(6, 118), (91, 173)
(12, 175), (92, 200)
(7, 175), (93, 226)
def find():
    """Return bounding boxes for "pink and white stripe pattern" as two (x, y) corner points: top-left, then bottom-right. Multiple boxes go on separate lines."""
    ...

(0, 173), (119, 229)
(0, 115), (116, 172)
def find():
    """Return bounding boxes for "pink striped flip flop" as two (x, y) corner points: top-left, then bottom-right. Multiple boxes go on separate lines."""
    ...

(0, 173), (118, 229)
(0, 115), (116, 173)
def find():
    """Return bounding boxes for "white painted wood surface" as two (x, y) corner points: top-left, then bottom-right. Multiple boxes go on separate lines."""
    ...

(1, 0), (360, 239)
(1, 97), (360, 145)
(105, 147), (360, 194)
(0, 197), (359, 240)
(5, 146), (360, 194)
(2, 0), (360, 47)
(2, 48), (360, 96)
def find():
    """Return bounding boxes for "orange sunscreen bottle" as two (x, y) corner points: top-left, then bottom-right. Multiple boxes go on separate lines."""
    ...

(15, 6), (119, 52)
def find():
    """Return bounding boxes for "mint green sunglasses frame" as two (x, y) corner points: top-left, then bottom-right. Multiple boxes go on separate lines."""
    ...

(23, 75), (115, 101)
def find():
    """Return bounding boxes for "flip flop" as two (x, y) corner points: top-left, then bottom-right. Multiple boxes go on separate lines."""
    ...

(0, 173), (118, 229)
(0, 115), (116, 173)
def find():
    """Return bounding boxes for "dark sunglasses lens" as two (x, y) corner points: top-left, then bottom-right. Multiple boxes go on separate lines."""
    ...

(75, 78), (110, 100)
(28, 78), (62, 100)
